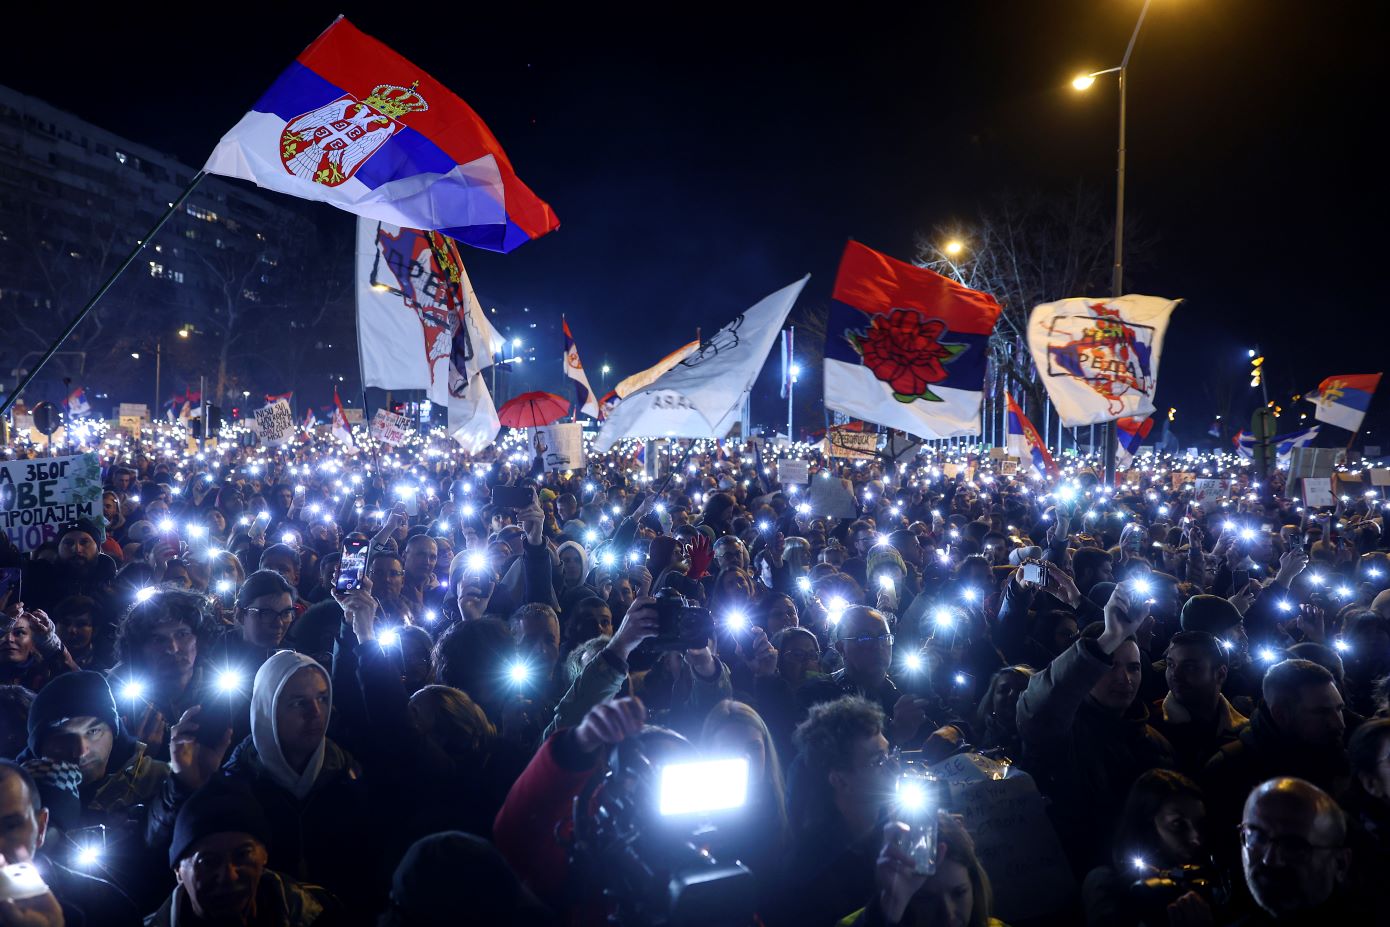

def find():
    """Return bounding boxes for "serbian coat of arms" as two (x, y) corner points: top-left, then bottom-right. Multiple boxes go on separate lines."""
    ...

(280, 81), (428, 187)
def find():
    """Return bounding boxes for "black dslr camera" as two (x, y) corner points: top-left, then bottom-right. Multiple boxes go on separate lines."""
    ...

(647, 587), (715, 651)
(1129, 862), (1229, 907)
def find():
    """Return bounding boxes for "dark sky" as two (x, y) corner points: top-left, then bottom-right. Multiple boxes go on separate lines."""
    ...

(4, 1), (1384, 442)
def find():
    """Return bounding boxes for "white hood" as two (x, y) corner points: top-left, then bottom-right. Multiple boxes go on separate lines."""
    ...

(250, 650), (332, 800)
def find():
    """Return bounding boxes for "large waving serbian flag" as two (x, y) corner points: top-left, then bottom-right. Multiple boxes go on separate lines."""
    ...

(1307, 373), (1381, 433)
(823, 241), (1001, 438)
(204, 17), (558, 253)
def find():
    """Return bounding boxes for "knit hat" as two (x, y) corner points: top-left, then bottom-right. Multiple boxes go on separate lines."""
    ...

(1180, 594), (1244, 635)
(26, 671), (120, 756)
(866, 546), (907, 581)
(390, 832), (549, 926)
(57, 518), (105, 546)
(19, 759), (83, 831)
(169, 784), (274, 866)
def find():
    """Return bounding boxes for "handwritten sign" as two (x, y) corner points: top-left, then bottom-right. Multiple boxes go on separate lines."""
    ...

(777, 459), (809, 485)
(1192, 478), (1230, 509)
(370, 410), (411, 446)
(1301, 477), (1335, 508)
(824, 430), (877, 460)
(0, 453), (103, 551)
(253, 399), (294, 447)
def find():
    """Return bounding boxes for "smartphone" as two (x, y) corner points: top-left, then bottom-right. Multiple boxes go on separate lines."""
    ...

(251, 510), (272, 535)
(895, 773), (939, 876)
(1020, 562), (1043, 586)
(195, 694), (236, 748)
(1233, 569), (1250, 590)
(0, 569), (21, 612)
(337, 538), (368, 592)
(491, 485), (535, 510)
(0, 861), (49, 901)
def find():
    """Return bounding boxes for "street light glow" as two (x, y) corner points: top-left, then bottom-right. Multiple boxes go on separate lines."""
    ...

(944, 240), (964, 256)
(1072, 74), (1097, 91)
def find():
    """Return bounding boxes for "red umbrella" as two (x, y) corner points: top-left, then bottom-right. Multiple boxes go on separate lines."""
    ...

(497, 391), (570, 428)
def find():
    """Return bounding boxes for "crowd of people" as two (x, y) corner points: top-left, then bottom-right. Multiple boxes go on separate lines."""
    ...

(1, 425), (1388, 927)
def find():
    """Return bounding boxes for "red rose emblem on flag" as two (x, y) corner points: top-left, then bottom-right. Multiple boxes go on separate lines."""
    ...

(849, 308), (968, 403)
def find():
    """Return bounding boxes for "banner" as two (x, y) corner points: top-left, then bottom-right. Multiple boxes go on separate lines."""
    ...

(0, 453), (103, 551)
(253, 399), (295, 446)
(204, 16), (558, 253)
(595, 277), (808, 451)
(531, 422), (587, 471)
(824, 241), (1001, 439)
(370, 409), (412, 446)
(613, 341), (701, 401)
(777, 459), (810, 485)
(823, 429), (878, 460)
(1027, 295), (1180, 427)
(449, 371), (500, 454)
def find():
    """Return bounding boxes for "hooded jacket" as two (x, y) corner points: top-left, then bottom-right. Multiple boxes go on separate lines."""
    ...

(221, 652), (381, 911)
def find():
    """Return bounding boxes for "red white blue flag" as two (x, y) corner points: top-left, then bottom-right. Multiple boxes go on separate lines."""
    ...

(562, 317), (599, 419)
(1115, 414), (1154, 467)
(823, 241), (1001, 439)
(1005, 391), (1058, 477)
(1308, 373), (1381, 433)
(205, 17), (558, 253)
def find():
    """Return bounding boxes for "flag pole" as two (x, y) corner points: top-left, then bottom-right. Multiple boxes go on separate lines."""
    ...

(1, 171), (207, 417)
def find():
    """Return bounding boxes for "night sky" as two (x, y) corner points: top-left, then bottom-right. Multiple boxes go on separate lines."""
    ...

(3, 1), (1383, 442)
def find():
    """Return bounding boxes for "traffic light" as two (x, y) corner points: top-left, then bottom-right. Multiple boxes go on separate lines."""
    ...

(1249, 355), (1264, 388)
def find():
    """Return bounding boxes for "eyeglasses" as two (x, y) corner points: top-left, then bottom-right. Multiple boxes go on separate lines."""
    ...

(844, 632), (894, 646)
(1238, 824), (1341, 863)
(245, 606), (295, 623)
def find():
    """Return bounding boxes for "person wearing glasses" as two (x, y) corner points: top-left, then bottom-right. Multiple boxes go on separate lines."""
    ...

(1236, 777), (1353, 922)
(206, 571), (298, 678)
(797, 606), (936, 749)
(367, 553), (414, 627)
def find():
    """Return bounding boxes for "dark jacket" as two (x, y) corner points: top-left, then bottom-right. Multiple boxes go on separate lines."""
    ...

(1148, 691), (1248, 778)
(144, 870), (338, 927)
(220, 736), (380, 913)
(1200, 703), (1352, 858)
(1016, 637), (1175, 873)
(37, 852), (141, 927)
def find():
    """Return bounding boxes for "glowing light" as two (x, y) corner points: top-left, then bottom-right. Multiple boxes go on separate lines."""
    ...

(904, 653), (922, 671)
(135, 587), (157, 604)
(377, 629), (400, 648)
(1334, 639), (1351, 653)
(599, 551), (616, 567)
(215, 670), (243, 693)
(158, 518), (174, 532)
(120, 680), (146, 701)
(1308, 574), (1324, 586)
(658, 758), (748, 816)
(1277, 600), (1293, 613)
(215, 579), (233, 594)
(1258, 647), (1278, 663)
(897, 779), (929, 813)
(879, 575), (895, 591)
(1131, 856), (1147, 872)
(960, 588), (979, 603)
(424, 609), (438, 623)
(1336, 586), (1352, 598)
(508, 661), (531, 684)
(934, 608), (955, 628)
(953, 673), (968, 686)
(76, 846), (102, 868)
(466, 551), (488, 572)
(727, 611), (749, 631)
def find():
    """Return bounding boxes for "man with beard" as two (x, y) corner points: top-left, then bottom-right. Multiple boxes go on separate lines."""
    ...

(399, 534), (441, 618)
(149, 785), (337, 927)
(21, 520), (119, 628)
(1237, 777), (1353, 923)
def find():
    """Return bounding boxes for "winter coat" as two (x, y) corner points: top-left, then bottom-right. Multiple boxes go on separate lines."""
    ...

(144, 870), (338, 927)
(1015, 637), (1175, 874)
(1148, 692), (1247, 778)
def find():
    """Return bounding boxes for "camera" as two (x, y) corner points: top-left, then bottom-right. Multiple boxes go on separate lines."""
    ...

(1020, 562), (1043, 586)
(568, 738), (756, 926)
(1129, 862), (1228, 907)
(646, 588), (715, 651)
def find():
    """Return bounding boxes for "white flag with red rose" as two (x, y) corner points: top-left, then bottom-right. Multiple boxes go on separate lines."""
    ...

(823, 241), (1002, 439)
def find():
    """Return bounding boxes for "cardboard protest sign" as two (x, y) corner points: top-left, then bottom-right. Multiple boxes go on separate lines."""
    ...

(1301, 477), (1335, 508)
(531, 422), (586, 472)
(930, 754), (1075, 923)
(1170, 472), (1195, 491)
(370, 410), (411, 447)
(1370, 469), (1390, 487)
(0, 453), (103, 551)
(342, 407), (365, 425)
(1191, 478), (1230, 509)
(777, 458), (809, 485)
(823, 429), (877, 460)
(807, 475), (858, 518)
(999, 458), (1020, 475)
(253, 400), (295, 447)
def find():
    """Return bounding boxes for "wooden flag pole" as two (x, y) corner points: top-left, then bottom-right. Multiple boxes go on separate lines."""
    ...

(1, 171), (208, 417)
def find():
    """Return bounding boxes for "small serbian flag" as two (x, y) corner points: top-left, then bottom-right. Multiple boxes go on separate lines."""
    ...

(265, 391), (294, 404)
(204, 17), (558, 253)
(824, 241), (1001, 439)
(66, 387), (91, 417)
(1308, 373), (1381, 433)
(1005, 391), (1058, 477)
(1115, 414), (1154, 467)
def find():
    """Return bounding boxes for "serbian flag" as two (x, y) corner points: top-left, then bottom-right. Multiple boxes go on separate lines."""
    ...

(265, 391), (294, 404)
(204, 17), (558, 253)
(562, 316), (599, 419)
(1115, 414), (1154, 468)
(1005, 392), (1058, 477)
(65, 387), (91, 417)
(824, 241), (1001, 438)
(1308, 373), (1381, 432)
(1235, 425), (1320, 463)
(332, 388), (355, 446)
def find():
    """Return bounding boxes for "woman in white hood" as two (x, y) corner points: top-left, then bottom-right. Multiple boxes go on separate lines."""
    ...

(223, 649), (379, 910)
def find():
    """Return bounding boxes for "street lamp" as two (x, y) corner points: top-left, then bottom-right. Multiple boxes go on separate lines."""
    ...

(1070, 0), (1153, 482)
(943, 240), (964, 257)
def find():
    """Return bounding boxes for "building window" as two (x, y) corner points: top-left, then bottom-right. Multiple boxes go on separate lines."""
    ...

(172, 270), (185, 284)
(115, 151), (128, 165)
(149, 261), (166, 279)
(185, 203), (218, 222)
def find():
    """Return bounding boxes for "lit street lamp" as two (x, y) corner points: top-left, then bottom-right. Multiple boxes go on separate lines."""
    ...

(1071, 0), (1153, 481)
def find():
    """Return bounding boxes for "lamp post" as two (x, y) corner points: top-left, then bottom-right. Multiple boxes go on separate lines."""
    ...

(1072, 0), (1152, 482)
